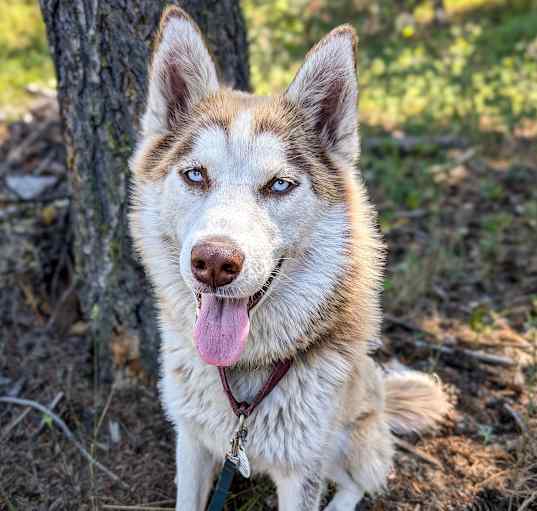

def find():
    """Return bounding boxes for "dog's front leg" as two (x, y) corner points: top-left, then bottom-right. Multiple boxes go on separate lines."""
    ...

(175, 421), (216, 511)
(273, 467), (324, 511)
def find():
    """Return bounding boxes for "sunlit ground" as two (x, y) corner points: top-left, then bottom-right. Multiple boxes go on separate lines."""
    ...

(245, 0), (537, 134)
(1, 1), (536, 509)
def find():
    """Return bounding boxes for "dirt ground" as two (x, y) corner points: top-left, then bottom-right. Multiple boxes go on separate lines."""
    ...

(1, 99), (536, 511)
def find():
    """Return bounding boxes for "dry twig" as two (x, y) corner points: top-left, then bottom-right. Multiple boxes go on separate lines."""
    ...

(365, 134), (466, 153)
(395, 438), (443, 469)
(0, 396), (127, 488)
(502, 402), (528, 434)
(385, 315), (515, 367)
(1, 391), (64, 441)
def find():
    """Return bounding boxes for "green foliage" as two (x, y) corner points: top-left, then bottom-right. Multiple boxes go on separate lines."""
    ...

(469, 304), (492, 333)
(244, 0), (537, 133)
(0, 0), (55, 118)
(3, 0), (537, 132)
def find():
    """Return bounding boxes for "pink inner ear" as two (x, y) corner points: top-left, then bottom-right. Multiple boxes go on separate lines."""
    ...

(162, 61), (190, 129)
(316, 77), (346, 147)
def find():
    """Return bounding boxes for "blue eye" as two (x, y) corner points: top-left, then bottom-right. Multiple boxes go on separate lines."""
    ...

(271, 179), (293, 193)
(184, 168), (204, 183)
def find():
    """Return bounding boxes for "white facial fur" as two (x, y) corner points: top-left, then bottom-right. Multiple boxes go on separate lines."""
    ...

(130, 12), (360, 365)
(159, 109), (320, 300)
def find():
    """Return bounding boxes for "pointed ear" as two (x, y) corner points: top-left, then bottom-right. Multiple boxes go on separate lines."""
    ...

(285, 26), (359, 163)
(142, 6), (219, 135)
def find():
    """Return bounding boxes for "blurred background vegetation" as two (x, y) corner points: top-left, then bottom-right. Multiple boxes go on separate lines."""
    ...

(2, 0), (536, 331)
(245, 0), (537, 134)
(4, 0), (537, 131)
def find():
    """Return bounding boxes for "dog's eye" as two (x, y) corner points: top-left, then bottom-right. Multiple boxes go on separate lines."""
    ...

(184, 168), (204, 183)
(267, 178), (296, 195)
(272, 179), (290, 192)
(180, 165), (209, 190)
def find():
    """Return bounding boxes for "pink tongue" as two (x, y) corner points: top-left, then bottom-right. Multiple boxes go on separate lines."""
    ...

(193, 294), (250, 367)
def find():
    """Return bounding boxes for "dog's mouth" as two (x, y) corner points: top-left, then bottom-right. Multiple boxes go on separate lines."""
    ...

(194, 257), (283, 312)
(193, 258), (283, 367)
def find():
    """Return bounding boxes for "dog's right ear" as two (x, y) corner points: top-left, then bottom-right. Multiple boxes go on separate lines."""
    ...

(142, 6), (219, 135)
(285, 25), (358, 164)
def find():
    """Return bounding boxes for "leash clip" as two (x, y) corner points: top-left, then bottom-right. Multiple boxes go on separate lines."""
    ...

(226, 414), (250, 478)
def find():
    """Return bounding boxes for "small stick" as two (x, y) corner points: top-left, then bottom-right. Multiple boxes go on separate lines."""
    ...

(502, 402), (528, 434)
(415, 339), (514, 367)
(1, 405), (32, 440)
(385, 315), (515, 367)
(365, 134), (466, 152)
(0, 396), (127, 488)
(384, 314), (435, 337)
(395, 438), (443, 469)
(94, 385), (116, 438)
(2, 391), (64, 441)
(33, 391), (64, 437)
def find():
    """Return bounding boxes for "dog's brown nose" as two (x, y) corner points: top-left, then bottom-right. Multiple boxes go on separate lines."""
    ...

(191, 237), (244, 288)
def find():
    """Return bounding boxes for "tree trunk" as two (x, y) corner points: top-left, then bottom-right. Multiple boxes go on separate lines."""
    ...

(39, 0), (250, 381)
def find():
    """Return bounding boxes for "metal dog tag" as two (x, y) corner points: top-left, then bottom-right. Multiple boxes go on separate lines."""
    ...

(226, 414), (251, 479)
(236, 444), (251, 478)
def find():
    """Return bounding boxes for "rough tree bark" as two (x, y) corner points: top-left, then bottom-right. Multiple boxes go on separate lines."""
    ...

(39, 0), (250, 380)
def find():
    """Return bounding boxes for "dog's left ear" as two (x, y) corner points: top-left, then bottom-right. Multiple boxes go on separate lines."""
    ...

(286, 26), (359, 163)
(142, 6), (219, 135)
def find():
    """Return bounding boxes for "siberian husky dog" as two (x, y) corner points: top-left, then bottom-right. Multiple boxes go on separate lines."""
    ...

(130, 6), (450, 510)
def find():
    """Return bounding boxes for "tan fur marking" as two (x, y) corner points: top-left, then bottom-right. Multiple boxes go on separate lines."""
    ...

(300, 24), (358, 75)
(155, 5), (222, 82)
(251, 96), (349, 203)
(134, 132), (194, 182)
(154, 6), (204, 52)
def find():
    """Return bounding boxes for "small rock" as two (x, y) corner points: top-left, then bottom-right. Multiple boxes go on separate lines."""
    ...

(109, 420), (121, 444)
(69, 321), (89, 336)
(6, 174), (58, 200)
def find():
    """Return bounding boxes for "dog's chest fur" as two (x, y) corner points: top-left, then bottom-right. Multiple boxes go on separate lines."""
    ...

(161, 335), (351, 473)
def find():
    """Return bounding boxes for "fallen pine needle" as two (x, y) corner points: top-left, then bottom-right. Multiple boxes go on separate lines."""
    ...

(395, 438), (443, 469)
(0, 396), (128, 488)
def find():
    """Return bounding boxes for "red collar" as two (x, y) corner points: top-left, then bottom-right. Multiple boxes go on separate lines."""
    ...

(218, 359), (293, 418)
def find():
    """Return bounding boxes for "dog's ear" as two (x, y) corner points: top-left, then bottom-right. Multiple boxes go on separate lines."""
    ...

(142, 6), (219, 135)
(285, 26), (359, 163)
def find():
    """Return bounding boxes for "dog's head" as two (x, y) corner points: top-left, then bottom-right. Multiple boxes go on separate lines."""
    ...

(131, 7), (378, 367)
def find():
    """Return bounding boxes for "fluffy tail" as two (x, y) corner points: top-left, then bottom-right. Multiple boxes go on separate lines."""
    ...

(384, 365), (451, 435)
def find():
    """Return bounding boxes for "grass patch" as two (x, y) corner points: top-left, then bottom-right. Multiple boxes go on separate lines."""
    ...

(244, 0), (537, 134)
(0, 0), (55, 119)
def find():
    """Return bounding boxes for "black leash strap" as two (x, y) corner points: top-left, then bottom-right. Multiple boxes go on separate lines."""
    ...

(207, 458), (237, 511)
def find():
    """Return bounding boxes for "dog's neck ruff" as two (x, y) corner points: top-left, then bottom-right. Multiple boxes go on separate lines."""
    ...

(207, 359), (293, 511)
(218, 358), (293, 418)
